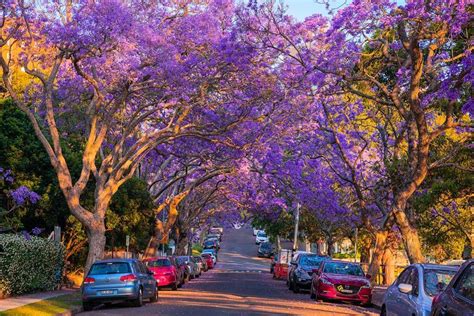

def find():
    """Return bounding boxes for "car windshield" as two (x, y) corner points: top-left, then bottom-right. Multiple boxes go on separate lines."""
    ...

(257, 232), (267, 237)
(323, 262), (364, 276)
(89, 262), (131, 275)
(300, 256), (326, 267)
(204, 241), (214, 245)
(424, 269), (456, 297)
(146, 259), (171, 267)
(260, 243), (271, 249)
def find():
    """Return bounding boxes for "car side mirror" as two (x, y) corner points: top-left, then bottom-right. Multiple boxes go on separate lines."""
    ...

(365, 273), (372, 280)
(398, 283), (413, 294)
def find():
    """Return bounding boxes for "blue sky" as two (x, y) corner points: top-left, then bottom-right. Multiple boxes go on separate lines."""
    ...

(284, 0), (336, 20)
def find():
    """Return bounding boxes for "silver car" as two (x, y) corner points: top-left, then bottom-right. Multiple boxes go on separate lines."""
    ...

(381, 264), (458, 316)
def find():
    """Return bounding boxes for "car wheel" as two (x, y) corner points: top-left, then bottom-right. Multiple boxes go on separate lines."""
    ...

(380, 305), (387, 316)
(82, 302), (93, 311)
(150, 286), (158, 303)
(293, 281), (300, 293)
(288, 279), (293, 291)
(172, 281), (178, 291)
(133, 287), (144, 307)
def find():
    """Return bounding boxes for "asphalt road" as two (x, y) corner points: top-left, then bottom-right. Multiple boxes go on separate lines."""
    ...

(81, 228), (379, 316)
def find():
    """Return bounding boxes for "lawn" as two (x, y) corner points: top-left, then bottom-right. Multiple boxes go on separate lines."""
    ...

(0, 293), (81, 316)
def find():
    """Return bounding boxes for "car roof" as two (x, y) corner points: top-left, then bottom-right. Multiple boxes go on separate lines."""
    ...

(419, 263), (459, 271)
(322, 260), (361, 265)
(93, 258), (138, 264)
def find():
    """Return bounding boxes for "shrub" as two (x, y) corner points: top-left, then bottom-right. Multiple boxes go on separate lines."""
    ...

(0, 234), (64, 296)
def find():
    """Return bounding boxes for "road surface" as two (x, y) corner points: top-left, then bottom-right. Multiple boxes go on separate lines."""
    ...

(81, 228), (379, 315)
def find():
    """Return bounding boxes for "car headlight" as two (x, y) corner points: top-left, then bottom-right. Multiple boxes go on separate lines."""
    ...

(361, 281), (371, 288)
(320, 278), (333, 285)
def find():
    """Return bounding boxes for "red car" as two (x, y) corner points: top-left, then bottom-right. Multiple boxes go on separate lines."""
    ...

(143, 256), (179, 290)
(201, 253), (214, 269)
(310, 260), (372, 306)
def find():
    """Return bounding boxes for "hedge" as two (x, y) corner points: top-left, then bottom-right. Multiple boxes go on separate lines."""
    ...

(0, 234), (64, 296)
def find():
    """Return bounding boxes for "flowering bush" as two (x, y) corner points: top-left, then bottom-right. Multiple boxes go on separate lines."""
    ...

(0, 234), (64, 296)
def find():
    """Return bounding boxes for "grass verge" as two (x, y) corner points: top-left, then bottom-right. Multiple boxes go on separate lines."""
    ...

(0, 293), (81, 316)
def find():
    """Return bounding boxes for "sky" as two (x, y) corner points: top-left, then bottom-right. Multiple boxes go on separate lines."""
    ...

(284, 0), (337, 20)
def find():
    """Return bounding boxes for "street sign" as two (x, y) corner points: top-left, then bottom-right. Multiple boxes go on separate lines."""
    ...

(125, 235), (130, 247)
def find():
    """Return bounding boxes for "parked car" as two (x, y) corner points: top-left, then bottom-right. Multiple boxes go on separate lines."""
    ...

(310, 260), (372, 306)
(81, 259), (158, 311)
(178, 256), (200, 279)
(143, 256), (179, 290)
(257, 242), (274, 258)
(253, 227), (261, 236)
(381, 263), (458, 316)
(255, 231), (269, 244)
(210, 226), (224, 235)
(191, 256), (203, 276)
(203, 239), (219, 250)
(171, 255), (187, 286)
(288, 253), (330, 293)
(201, 253), (215, 269)
(176, 256), (192, 281)
(202, 249), (218, 264)
(431, 259), (473, 316)
(194, 255), (208, 272)
(207, 233), (222, 242)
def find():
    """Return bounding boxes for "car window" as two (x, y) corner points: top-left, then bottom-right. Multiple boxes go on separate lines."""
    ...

(322, 262), (364, 276)
(89, 262), (131, 275)
(409, 268), (419, 296)
(257, 232), (266, 237)
(299, 256), (326, 267)
(454, 263), (474, 301)
(423, 269), (456, 297)
(397, 267), (411, 285)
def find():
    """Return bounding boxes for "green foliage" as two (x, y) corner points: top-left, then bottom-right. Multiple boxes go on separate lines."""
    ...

(106, 177), (155, 253)
(0, 234), (64, 296)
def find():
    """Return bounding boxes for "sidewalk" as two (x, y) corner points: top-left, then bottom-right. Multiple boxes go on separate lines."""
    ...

(0, 289), (78, 313)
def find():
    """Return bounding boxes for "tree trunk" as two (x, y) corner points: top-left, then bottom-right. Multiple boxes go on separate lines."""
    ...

(326, 236), (334, 257)
(382, 247), (396, 285)
(368, 230), (388, 284)
(393, 209), (424, 263)
(84, 221), (106, 274)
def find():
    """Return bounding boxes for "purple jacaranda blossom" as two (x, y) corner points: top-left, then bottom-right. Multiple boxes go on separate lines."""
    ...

(10, 186), (41, 206)
(31, 227), (44, 236)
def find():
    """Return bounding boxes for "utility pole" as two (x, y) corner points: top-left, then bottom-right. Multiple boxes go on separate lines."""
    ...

(292, 203), (300, 252)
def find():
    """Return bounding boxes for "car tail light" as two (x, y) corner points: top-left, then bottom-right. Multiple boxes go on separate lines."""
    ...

(120, 274), (138, 282)
(83, 277), (95, 284)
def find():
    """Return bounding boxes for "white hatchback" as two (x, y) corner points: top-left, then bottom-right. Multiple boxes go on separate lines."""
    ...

(255, 231), (269, 244)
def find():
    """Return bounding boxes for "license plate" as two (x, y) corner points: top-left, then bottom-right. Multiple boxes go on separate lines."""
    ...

(340, 289), (353, 294)
(99, 290), (115, 295)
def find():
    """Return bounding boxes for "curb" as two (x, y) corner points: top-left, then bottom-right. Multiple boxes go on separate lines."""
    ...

(57, 305), (83, 316)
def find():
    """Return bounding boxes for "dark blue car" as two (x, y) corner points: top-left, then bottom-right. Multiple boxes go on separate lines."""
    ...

(82, 259), (158, 311)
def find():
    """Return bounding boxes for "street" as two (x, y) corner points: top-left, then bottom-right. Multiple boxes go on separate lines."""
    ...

(81, 228), (379, 316)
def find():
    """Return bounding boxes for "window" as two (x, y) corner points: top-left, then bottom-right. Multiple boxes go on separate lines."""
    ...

(322, 262), (364, 276)
(89, 262), (131, 275)
(454, 263), (474, 302)
(409, 268), (419, 296)
(423, 269), (456, 297)
(397, 268), (411, 285)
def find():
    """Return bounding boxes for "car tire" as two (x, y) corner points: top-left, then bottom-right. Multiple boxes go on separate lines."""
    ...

(133, 287), (144, 307)
(380, 305), (387, 316)
(82, 302), (93, 311)
(150, 287), (158, 303)
(293, 282), (299, 294)
(288, 279), (293, 291)
(172, 281), (178, 291)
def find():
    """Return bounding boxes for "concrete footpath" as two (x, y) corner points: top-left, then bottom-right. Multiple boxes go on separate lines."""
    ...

(0, 289), (76, 312)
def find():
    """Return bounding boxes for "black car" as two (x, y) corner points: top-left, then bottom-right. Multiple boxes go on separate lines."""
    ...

(257, 242), (274, 258)
(431, 259), (473, 316)
(288, 253), (330, 293)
